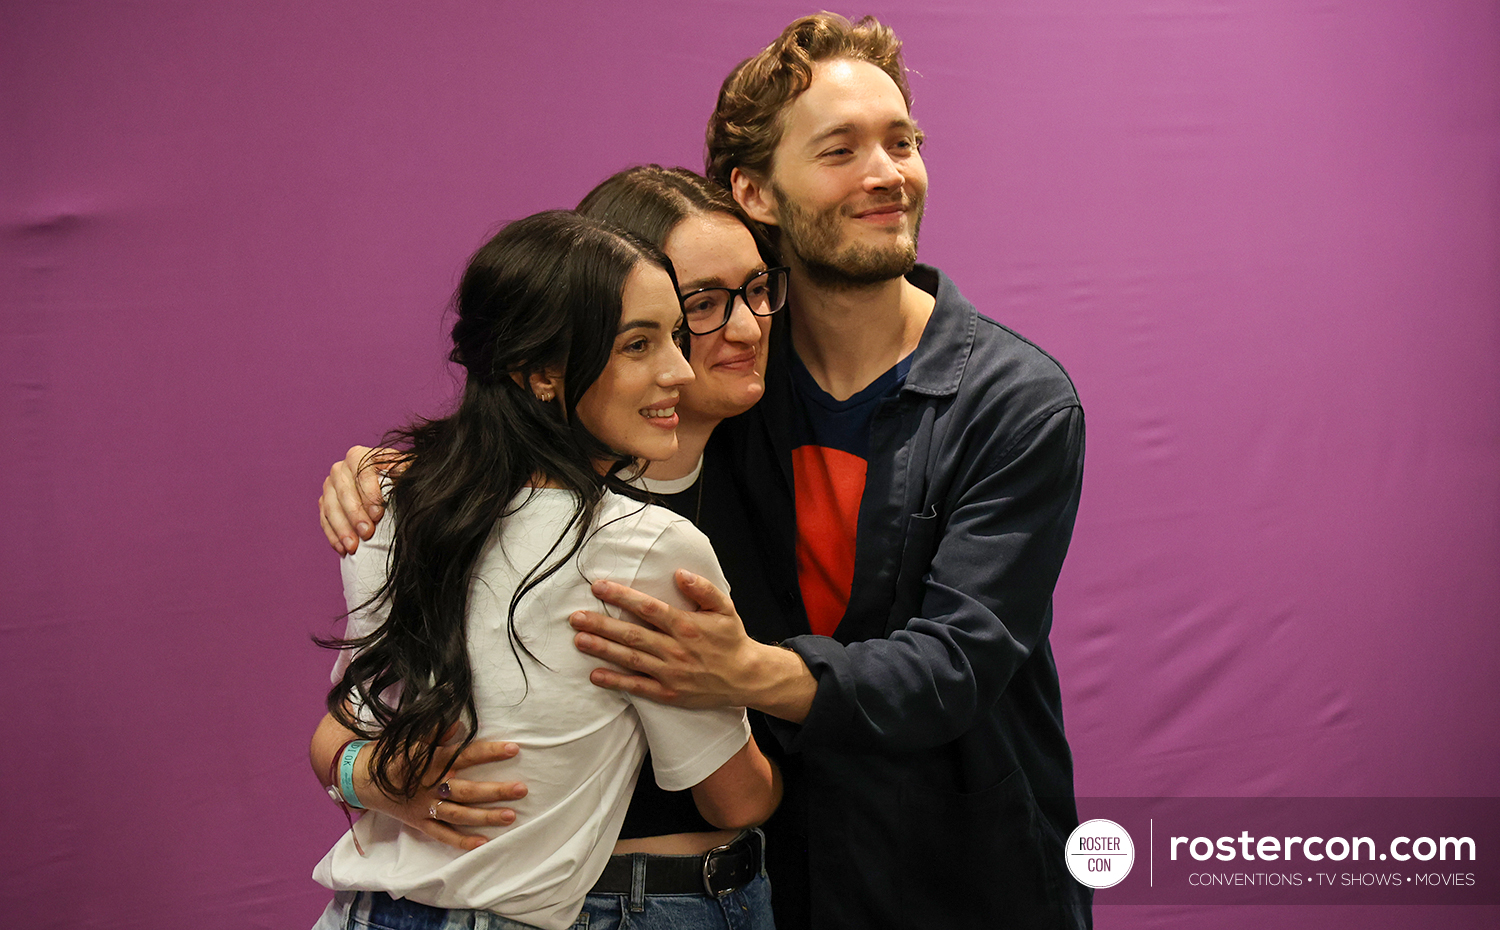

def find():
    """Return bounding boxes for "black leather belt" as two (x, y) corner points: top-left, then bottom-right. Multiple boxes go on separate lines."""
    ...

(591, 830), (763, 898)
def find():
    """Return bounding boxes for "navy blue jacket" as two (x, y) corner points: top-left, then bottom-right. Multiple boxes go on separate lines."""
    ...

(722, 266), (1091, 929)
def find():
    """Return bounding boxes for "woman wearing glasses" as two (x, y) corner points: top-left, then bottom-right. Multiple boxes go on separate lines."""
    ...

(575, 166), (787, 530)
(312, 171), (790, 928)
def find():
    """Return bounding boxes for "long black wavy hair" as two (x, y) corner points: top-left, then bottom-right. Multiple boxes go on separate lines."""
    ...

(323, 210), (675, 799)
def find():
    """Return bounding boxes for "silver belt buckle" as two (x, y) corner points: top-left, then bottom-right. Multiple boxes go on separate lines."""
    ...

(701, 831), (751, 898)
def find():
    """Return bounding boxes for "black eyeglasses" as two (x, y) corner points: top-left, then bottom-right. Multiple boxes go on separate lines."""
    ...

(679, 267), (789, 336)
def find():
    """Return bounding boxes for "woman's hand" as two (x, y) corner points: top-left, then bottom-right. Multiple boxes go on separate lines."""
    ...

(353, 739), (527, 852)
(313, 714), (526, 852)
(319, 446), (401, 554)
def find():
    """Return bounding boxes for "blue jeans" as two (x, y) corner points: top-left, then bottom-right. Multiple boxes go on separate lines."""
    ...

(577, 871), (773, 930)
(312, 875), (775, 930)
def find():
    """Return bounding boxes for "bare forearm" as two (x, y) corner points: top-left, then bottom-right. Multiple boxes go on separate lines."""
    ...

(690, 739), (783, 829)
(310, 712), (375, 805)
(741, 641), (817, 724)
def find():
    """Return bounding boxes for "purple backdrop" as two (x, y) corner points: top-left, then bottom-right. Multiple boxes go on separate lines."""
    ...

(3, 1), (1496, 928)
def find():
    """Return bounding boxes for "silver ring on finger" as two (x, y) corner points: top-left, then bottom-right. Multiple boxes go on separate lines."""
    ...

(429, 799), (445, 821)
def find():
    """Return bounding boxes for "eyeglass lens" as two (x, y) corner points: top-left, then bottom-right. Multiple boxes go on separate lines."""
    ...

(682, 269), (787, 335)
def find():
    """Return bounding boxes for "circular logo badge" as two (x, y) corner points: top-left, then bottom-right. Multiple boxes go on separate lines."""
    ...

(1066, 818), (1134, 889)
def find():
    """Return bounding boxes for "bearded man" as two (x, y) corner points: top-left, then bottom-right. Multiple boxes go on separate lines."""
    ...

(570, 14), (1091, 929)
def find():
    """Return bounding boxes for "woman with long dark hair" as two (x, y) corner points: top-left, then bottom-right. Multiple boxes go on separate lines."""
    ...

(310, 210), (779, 930)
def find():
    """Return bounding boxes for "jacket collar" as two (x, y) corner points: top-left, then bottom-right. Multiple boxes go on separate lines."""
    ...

(901, 264), (975, 399)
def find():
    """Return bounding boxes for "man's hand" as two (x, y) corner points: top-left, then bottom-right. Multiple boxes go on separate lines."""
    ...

(569, 570), (817, 723)
(319, 446), (401, 554)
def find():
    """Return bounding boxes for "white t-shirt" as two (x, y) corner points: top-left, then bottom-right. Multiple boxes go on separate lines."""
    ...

(314, 488), (749, 930)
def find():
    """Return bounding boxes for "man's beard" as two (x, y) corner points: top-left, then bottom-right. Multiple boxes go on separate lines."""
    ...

(771, 182), (924, 290)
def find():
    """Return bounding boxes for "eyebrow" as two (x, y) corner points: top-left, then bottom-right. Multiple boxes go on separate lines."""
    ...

(615, 319), (663, 336)
(678, 263), (770, 294)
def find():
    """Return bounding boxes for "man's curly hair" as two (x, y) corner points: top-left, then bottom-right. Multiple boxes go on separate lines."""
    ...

(705, 12), (922, 190)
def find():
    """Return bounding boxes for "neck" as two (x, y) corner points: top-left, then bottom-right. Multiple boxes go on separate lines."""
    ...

(787, 265), (935, 401)
(643, 410), (718, 481)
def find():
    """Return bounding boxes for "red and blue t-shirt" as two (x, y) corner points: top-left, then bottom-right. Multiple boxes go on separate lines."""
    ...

(789, 352), (911, 637)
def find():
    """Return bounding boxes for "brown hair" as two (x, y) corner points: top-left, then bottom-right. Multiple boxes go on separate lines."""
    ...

(576, 164), (776, 265)
(705, 12), (921, 190)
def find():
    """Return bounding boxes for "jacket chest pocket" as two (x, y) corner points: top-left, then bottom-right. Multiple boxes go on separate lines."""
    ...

(883, 506), (940, 634)
(843, 400), (944, 640)
(882, 400), (945, 635)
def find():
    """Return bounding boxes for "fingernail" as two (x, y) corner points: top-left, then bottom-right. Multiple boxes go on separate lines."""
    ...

(367, 504), (383, 519)
(356, 522), (371, 537)
(499, 810), (516, 824)
(570, 612), (586, 626)
(341, 537), (354, 552)
(503, 742), (520, 754)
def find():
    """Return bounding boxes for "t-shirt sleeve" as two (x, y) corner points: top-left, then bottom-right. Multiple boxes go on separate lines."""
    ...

(606, 515), (751, 792)
(330, 516), (394, 685)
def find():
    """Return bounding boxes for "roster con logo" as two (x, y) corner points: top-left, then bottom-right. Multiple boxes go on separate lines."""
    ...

(1067, 819), (1135, 889)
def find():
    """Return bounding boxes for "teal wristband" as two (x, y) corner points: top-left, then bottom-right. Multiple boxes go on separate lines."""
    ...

(338, 739), (371, 810)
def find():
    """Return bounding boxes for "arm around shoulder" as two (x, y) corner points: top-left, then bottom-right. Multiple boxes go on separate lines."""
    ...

(320, 445), (402, 554)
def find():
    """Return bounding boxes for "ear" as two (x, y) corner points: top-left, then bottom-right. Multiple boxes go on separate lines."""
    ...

(527, 369), (564, 404)
(731, 167), (779, 227)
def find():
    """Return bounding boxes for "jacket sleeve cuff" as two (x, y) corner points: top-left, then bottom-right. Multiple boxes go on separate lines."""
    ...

(766, 634), (856, 752)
